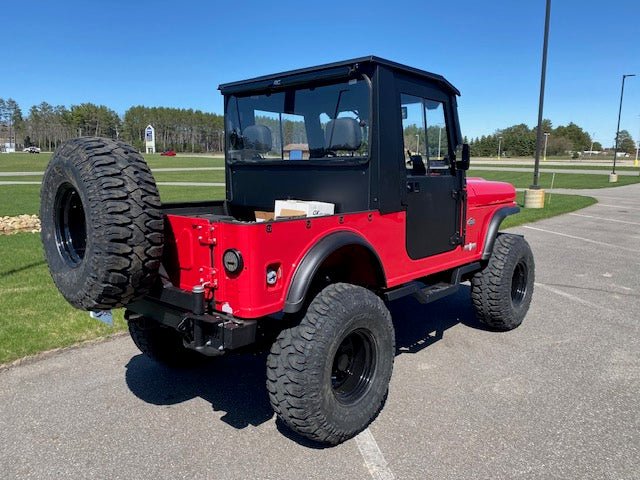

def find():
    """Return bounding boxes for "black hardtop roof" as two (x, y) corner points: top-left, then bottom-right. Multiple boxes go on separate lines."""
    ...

(218, 56), (460, 96)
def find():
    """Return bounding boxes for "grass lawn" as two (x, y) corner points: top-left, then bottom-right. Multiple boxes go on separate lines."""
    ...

(472, 162), (639, 171)
(469, 169), (640, 189)
(0, 233), (127, 365)
(0, 184), (225, 216)
(502, 192), (596, 229)
(0, 152), (224, 172)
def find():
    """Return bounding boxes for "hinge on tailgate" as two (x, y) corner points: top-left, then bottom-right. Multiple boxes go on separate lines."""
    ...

(196, 225), (217, 246)
(197, 267), (218, 288)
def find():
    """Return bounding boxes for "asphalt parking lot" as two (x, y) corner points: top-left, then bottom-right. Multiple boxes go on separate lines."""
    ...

(1, 183), (638, 480)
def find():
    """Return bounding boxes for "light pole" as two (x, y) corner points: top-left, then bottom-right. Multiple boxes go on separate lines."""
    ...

(611, 73), (636, 180)
(530, 0), (551, 198)
(543, 132), (549, 161)
(636, 115), (639, 167)
(415, 134), (420, 154)
(437, 126), (442, 158)
(589, 132), (594, 157)
(497, 136), (503, 160)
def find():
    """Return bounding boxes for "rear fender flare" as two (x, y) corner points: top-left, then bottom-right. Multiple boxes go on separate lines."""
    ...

(283, 231), (385, 313)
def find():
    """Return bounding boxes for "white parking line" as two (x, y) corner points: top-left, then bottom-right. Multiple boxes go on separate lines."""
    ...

(568, 213), (640, 226)
(521, 226), (639, 253)
(535, 282), (614, 313)
(595, 203), (640, 212)
(355, 428), (395, 480)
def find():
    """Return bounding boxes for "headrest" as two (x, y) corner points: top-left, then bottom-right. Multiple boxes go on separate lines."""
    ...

(243, 125), (272, 153)
(325, 118), (362, 151)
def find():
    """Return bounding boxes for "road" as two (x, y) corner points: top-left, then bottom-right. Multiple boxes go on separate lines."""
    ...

(1, 184), (639, 479)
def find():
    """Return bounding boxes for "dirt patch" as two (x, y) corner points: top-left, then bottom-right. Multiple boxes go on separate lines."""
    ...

(0, 215), (41, 235)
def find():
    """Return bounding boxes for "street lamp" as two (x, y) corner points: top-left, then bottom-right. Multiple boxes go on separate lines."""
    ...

(527, 0), (551, 210)
(497, 136), (503, 160)
(611, 73), (636, 180)
(635, 115), (639, 167)
(543, 132), (549, 161)
(415, 134), (420, 154)
(437, 126), (442, 158)
(589, 132), (594, 158)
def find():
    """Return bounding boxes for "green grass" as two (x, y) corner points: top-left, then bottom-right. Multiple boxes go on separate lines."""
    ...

(469, 169), (640, 189)
(144, 154), (224, 169)
(152, 171), (225, 183)
(0, 152), (224, 172)
(158, 186), (226, 203)
(0, 185), (42, 216)
(0, 153), (51, 172)
(0, 233), (127, 365)
(0, 184), (225, 217)
(502, 192), (597, 229)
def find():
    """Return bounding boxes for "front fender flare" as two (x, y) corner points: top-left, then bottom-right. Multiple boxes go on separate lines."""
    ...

(283, 231), (385, 314)
(481, 206), (520, 260)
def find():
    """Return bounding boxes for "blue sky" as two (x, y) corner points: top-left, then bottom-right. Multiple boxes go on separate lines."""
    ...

(2, 0), (639, 145)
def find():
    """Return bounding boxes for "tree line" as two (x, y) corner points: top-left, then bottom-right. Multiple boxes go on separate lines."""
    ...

(467, 119), (637, 158)
(1, 97), (636, 156)
(0, 98), (224, 153)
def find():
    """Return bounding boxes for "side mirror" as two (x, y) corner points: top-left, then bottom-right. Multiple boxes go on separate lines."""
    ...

(456, 143), (470, 171)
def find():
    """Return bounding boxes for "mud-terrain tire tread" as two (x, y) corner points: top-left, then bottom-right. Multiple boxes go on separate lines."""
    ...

(40, 137), (163, 310)
(471, 233), (534, 331)
(266, 283), (395, 445)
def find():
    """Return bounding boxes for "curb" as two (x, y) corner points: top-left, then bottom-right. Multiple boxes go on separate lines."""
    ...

(0, 331), (128, 373)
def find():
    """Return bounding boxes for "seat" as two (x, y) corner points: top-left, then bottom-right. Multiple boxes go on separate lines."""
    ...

(410, 155), (426, 175)
(325, 118), (362, 152)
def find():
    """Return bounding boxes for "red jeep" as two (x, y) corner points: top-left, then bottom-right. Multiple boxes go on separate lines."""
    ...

(40, 57), (534, 445)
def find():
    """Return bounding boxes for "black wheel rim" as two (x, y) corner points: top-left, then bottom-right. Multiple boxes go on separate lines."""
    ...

(331, 329), (377, 404)
(511, 260), (528, 307)
(54, 183), (87, 267)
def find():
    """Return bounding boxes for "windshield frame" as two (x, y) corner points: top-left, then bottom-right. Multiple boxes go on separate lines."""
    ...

(224, 75), (372, 166)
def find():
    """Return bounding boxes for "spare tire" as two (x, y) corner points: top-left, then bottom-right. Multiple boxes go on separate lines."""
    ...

(40, 137), (164, 310)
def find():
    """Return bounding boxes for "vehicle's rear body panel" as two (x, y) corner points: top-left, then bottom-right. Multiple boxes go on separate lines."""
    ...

(162, 187), (515, 319)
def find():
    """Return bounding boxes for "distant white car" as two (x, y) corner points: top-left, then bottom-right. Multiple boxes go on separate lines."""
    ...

(23, 146), (41, 154)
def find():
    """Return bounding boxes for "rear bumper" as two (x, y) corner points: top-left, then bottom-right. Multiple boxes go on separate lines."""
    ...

(127, 286), (257, 356)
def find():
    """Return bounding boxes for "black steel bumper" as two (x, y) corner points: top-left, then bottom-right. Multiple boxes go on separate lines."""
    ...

(127, 285), (257, 356)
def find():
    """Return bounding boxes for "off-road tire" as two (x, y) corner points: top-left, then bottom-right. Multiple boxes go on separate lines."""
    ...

(40, 137), (163, 310)
(471, 233), (535, 330)
(267, 283), (395, 445)
(126, 311), (202, 367)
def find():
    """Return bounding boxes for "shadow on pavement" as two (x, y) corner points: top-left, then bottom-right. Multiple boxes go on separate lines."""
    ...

(390, 284), (489, 354)
(125, 284), (485, 439)
(125, 351), (274, 429)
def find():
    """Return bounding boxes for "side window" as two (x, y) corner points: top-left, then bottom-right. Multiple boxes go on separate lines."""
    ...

(401, 94), (450, 175)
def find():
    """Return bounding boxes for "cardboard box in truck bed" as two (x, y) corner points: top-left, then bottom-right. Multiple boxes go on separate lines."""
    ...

(275, 200), (335, 219)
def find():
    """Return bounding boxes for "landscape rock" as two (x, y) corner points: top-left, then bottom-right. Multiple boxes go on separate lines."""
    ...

(0, 214), (41, 235)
